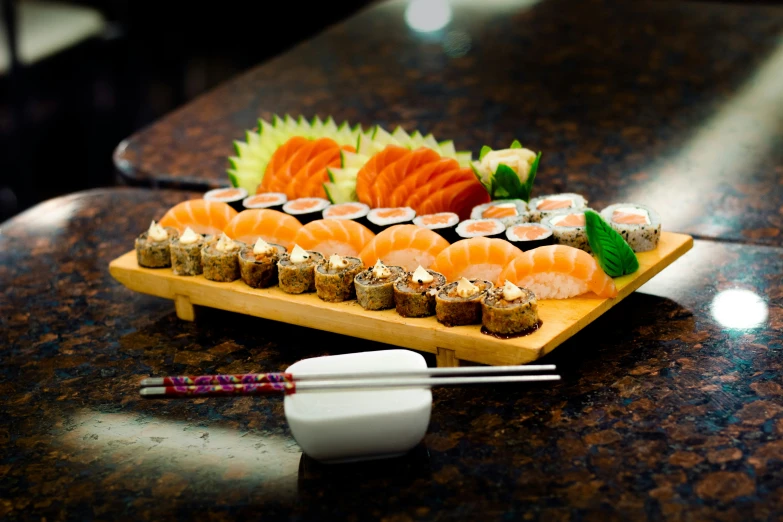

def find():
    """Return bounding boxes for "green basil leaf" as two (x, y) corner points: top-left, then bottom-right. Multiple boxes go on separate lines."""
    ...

(491, 164), (523, 199)
(585, 210), (639, 277)
(510, 139), (522, 149)
(479, 145), (492, 160)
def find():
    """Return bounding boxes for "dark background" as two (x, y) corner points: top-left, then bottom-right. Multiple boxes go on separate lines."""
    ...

(0, 0), (373, 221)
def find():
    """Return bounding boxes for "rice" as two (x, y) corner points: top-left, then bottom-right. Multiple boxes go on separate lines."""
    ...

(515, 273), (589, 299)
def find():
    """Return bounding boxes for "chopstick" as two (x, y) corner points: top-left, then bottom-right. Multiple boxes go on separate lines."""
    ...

(139, 364), (557, 388)
(139, 374), (561, 398)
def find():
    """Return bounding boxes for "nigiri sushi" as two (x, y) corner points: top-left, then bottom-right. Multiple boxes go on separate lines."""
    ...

(359, 224), (449, 272)
(498, 245), (617, 299)
(159, 199), (238, 236)
(223, 209), (302, 250)
(430, 237), (524, 283)
(293, 219), (375, 258)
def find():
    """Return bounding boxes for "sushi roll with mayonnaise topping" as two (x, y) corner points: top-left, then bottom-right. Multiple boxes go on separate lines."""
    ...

(354, 259), (405, 310)
(242, 192), (287, 212)
(470, 199), (529, 227)
(202, 233), (243, 282)
(542, 209), (593, 253)
(413, 213), (460, 243)
(600, 203), (661, 252)
(238, 238), (287, 288)
(528, 193), (587, 223)
(204, 187), (248, 213)
(135, 220), (179, 268)
(481, 281), (540, 337)
(277, 244), (324, 294)
(366, 207), (416, 234)
(314, 253), (364, 302)
(283, 198), (331, 224)
(455, 218), (506, 240)
(435, 277), (493, 327)
(170, 227), (206, 275)
(505, 223), (554, 251)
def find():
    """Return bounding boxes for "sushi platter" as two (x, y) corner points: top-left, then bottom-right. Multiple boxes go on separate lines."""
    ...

(109, 230), (691, 367)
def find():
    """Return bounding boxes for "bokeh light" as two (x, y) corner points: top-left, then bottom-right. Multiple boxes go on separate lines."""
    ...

(405, 0), (453, 33)
(710, 288), (768, 329)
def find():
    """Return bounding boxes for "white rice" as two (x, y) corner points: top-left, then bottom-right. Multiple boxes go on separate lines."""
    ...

(516, 273), (589, 299)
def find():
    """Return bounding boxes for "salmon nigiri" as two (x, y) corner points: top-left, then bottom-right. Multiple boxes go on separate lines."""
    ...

(293, 219), (375, 257)
(359, 224), (449, 272)
(159, 199), (238, 235)
(223, 209), (302, 250)
(499, 245), (618, 299)
(430, 237), (523, 282)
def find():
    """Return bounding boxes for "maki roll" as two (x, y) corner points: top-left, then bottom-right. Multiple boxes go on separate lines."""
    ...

(435, 278), (493, 327)
(366, 207), (416, 234)
(170, 227), (206, 275)
(481, 281), (540, 337)
(542, 209), (592, 253)
(239, 238), (287, 289)
(202, 233), (243, 282)
(278, 244), (324, 294)
(283, 198), (331, 224)
(470, 200), (529, 227)
(322, 202), (371, 228)
(600, 203), (661, 252)
(455, 219), (506, 240)
(354, 259), (405, 311)
(314, 254), (364, 302)
(135, 220), (179, 268)
(242, 192), (287, 212)
(413, 213), (460, 244)
(204, 187), (248, 213)
(393, 265), (446, 318)
(528, 193), (587, 223)
(505, 223), (555, 251)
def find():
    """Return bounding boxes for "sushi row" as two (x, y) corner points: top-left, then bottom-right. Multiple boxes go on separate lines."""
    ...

(133, 221), (540, 337)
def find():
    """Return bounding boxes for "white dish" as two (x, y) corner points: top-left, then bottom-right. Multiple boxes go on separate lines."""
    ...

(284, 349), (433, 463)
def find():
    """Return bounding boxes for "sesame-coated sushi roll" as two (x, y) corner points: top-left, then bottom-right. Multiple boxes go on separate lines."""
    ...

(455, 218), (506, 240)
(393, 265), (446, 318)
(322, 202), (371, 229)
(242, 192), (287, 212)
(354, 260), (405, 311)
(600, 203), (661, 252)
(435, 278), (493, 327)
(170, 227), (206, 275)
(366, 207), (416, 234)
(542, 209), (593, 253)
(204, 187), (248, 213)
(277, 245), (324, 294)
(283, 197), (331, 224)
(314, 254), (364, 302)
(505, 223), (555, 251)
(413, 213), (460, 243)
(470, 200), (529, 227)
(135, 220), (179, 268)
(238, 238), (287, 288)
(202, 233), (243, 282)
(528, 193), (587, 223)
(481, 281), (540, 337)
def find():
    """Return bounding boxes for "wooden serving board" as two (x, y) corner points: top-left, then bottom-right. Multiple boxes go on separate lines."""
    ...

(109, 232), (692, 367)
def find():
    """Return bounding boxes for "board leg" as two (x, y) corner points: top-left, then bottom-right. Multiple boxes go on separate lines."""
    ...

(174, 294), (195, 321)
(436, 347), (460, 367)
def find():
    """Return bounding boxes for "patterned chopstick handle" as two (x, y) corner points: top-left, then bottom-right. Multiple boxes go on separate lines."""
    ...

(146, 382), (296, 398)
(161, 373), (293, 386)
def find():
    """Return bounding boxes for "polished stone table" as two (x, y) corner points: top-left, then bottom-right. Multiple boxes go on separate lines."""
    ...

(1, 188), (781, 520)
(113, 0), (783, 246)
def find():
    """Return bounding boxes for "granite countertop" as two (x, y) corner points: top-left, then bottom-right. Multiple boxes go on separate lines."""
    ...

(1, 187), (781, 520)
(113, 0), (783, 247)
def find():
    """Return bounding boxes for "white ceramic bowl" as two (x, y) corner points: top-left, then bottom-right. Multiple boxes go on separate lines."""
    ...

(284, 349), (433, 463)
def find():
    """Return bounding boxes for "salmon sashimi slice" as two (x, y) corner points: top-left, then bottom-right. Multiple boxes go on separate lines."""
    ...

(355, 145), (410, 206)
(259, 136), (309, 193)
(552, 213), (585, 227)
(159, 199), (238, 236)
(404, 168), (478, 212)
(369, 148), (441, 208)
(499, 245), (618, 299)
(536, 198), (572, 211)
(293, 219), (376, 257)
(417, 177), (491, 220)
(301, 145), (355, 198)
(223, 209), (303, 250)
(388, 158), (459, 208)
(430, 237), (524, 282)
(268, 138), (339, 194)
(509, 225), (549, 240)
(612, 209), (649, 225)
(359, 224), (449, 271)
(482, 204), (518, 219)
(283, 146), (342, 200)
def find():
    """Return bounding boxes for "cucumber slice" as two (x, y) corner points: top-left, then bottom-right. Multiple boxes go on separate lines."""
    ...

(229, 156), (265, 171)
(409, 130), (424, 146)
(324, 181), (358, 204)
(340, 150), (368, 169)
(438, 140), (456, 158)
(328, 167), (360, 183)
(229, 170), (262, 193)
(422, 133), (440, 150)
(373, 126), (400, 146)
(391, 126), (412, 147)
(227, 169), (239, 188)
(323, 116), (339, 137)
(456, 151), (473, 167)
(311, 115), (324, 133)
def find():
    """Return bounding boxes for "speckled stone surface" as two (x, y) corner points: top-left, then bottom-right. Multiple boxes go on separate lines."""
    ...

(1, 187), (782, 520)
(113, 0), (783, 246)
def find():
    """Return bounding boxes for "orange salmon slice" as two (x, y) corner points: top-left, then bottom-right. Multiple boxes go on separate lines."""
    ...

(287, 199), (321, 211)
(246, 194), (281, 204)
(376, 209), (408, 219)
(420, 214), (453, 225)
(537, 198), (572, 211)
(466, 221), (500, 234)
(613, 210), (648, 224)
(327, 204), (365, 217)
(212, 188), (243, 198)
(554, 214), (585, 227)
(483, 205), (517, 219)
(510, 225), (549, 240)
